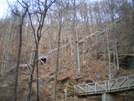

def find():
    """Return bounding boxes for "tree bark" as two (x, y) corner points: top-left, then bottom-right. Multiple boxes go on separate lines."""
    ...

(13, 7), (28, 101)
(53, 1), (62, 100)
(53, 17), (62, 101)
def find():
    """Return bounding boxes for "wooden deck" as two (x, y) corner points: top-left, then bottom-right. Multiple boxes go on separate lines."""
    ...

(74, 75), (134, 96)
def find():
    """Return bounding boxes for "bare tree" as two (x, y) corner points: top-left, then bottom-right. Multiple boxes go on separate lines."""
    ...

(53, 1), (63, 100)
(107, 0), (119, 78)
(105, 26), (111, 79)
(72, 0), (81, 74)
(9, 1), (28, 101)
(24, 0), (56, 101)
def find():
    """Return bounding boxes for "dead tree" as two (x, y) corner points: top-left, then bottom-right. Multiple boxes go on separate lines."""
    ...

(53, 1), (63, 100)
(23, 0), (56, 101)
(9, 1), (28, 101)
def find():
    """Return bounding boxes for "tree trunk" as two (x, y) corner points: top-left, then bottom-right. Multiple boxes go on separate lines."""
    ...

(1, 22), (12, 74)
(26, 45), (37, 101)
(53, 18), (62, 101)
(53, 1), (62, 100)
(106, 27), (111, 80)
(13, 21), (23, 101)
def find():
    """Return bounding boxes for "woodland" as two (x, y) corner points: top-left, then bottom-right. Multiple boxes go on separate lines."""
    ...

(0, 0), (134, 101)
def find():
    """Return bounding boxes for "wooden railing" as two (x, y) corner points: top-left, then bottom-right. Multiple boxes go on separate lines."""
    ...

(74, 75), (134, 95)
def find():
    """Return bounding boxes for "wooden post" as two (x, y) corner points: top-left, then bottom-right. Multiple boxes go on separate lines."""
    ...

(105, 81), (107, 92)
(95, 82), (97, 93)
(65, 86), (68, 101)
(102, 93), (117, 101)
(74, 96), (78, 101)
(132, 46), (134, 69)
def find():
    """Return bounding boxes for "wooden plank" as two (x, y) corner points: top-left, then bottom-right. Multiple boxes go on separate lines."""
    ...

(109, 80), (116, 89)
(118, 78), (128, 88)
(96, 83), (105, 90)
(75, 85), (87, 92)
(119, 54), (134, 56)
(87, 84), (95, 90)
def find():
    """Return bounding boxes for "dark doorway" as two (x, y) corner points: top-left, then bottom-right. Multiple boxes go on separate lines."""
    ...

(41, 58), (46, 64)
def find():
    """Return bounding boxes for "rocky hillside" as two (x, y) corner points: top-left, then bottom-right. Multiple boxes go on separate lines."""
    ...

(0, 7), (134, 101)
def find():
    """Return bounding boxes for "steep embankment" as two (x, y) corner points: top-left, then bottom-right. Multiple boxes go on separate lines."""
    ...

(0, 18), (134, 101)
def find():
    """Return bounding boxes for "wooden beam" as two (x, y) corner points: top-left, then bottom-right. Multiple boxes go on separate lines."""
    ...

(119, 54), (134, 56)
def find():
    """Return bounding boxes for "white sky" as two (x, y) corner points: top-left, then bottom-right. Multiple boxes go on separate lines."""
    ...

(0, 0), (100, 19)
(0, 0), (8, 18)
(0, 0), (16, 18)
